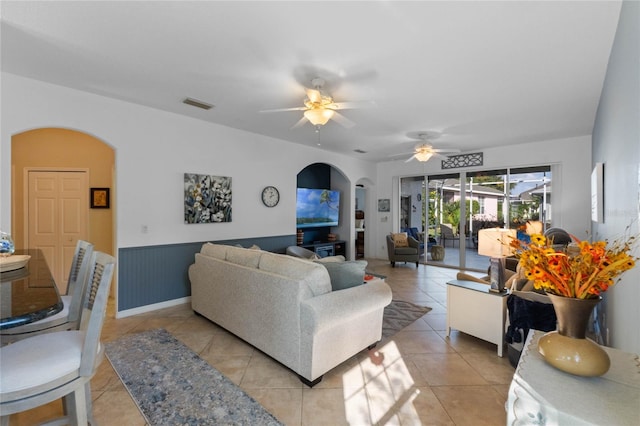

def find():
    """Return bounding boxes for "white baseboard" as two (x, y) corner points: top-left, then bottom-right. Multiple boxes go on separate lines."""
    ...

(116, 296), (191, 319)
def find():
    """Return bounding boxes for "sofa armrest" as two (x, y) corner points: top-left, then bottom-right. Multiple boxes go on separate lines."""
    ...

(300, 279), (392, 333)
(298, 279), (392, 381)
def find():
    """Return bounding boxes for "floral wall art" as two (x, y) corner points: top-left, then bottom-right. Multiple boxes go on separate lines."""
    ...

(184, 173), (232, 223)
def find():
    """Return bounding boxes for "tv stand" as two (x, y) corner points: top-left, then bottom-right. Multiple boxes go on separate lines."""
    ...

(301, 240), (346, 258)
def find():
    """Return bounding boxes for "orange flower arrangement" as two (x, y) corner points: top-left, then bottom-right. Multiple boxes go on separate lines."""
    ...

(509, 232), (637, 299)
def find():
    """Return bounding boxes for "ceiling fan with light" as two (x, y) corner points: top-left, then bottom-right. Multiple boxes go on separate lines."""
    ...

(393, 132), (461, 163)
(260, 77), (372, 129)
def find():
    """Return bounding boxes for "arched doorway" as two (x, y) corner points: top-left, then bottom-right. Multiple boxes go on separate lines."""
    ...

(355, 177), (375, 259)
(296, 162), (354, 259)
(11, 128), (115, 293)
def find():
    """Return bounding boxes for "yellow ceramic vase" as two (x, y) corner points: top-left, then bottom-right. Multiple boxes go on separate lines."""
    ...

(537, 294), (610, 377)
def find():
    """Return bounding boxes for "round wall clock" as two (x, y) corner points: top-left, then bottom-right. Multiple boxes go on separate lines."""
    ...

(261, 186), (280, 207)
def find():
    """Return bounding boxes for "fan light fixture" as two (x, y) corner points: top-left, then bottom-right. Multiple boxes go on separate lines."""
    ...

(414, 145), (435, 162)
(414, 151), (434, 162)
(304, 108), (335, 126)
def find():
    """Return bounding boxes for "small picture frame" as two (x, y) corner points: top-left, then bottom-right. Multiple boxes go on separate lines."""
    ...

(489, 257), (506, 293)
(90, 188), (110, 209)
(591, 162), (604, 223)
(378, 198), (390, 212)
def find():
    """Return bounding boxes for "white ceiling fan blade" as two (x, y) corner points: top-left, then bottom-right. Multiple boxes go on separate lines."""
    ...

(390, 151), (416, 158)
(306, 88), (322, 104)
(290, 116), (308, 129)
(331, 100), (376, 110)
(405, 154), (417, 163)
(432, 148), (461, 153)
(260, 106), (306, 113)
(331, 111), (356, 128)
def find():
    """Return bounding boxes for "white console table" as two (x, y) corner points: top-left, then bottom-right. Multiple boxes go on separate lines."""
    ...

(446, 279), (508, 356)
(507, 330), (640, 425)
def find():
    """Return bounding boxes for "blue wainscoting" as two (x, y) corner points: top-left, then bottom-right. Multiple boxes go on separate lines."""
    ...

(117, 235), (296, 312)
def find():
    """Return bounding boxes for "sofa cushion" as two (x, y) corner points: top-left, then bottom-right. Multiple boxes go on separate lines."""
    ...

(321, 260), (367, 291)
(200, 242), (228, 260)
(259, 252), (331, 296)
(394, 246), (418, 255)
(391, 232), (409, 247)
(226, 245), (262, 268)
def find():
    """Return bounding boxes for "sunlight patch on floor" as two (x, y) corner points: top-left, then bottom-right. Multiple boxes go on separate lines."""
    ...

(343, 340), (422, 425)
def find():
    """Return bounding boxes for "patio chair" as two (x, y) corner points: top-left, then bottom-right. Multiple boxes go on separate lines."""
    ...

(439, 223), (459, 247)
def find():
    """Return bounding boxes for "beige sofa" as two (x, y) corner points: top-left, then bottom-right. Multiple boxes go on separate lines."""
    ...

(188, 243), (392, 387)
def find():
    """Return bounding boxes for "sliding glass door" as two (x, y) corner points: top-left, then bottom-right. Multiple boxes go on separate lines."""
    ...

(427, 173), (462, 269)
(507, 166), (552, 229)
(402, 165), (552, 272)
(467, 166), (552, 271)
(399, 175), (427, 261)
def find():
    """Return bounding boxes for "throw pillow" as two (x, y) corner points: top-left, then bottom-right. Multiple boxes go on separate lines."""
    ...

(392, 232), (409, 247)
(321, 260), (368, 291)
(314, 255), (346, 263)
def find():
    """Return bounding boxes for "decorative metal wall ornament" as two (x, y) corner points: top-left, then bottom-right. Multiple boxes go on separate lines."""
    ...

(184, 173), (232, 223)
(441, 152), (483, 169)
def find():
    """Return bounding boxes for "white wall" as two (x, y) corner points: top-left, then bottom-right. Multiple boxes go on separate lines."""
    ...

(373, 136), (593, 259)
(592, 0), (639, 354)
(1, 73), (377, 252)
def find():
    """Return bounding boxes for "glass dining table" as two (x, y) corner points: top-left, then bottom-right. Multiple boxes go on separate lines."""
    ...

(0, 249), (63, 330)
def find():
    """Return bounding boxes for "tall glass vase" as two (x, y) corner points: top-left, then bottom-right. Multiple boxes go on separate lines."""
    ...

(537, 293), (610, 376)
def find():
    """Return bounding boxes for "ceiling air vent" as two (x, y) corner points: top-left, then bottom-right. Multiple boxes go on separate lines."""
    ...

(183, 97), (214, 110)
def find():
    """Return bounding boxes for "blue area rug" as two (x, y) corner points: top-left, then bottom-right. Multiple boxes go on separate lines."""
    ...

(105, 328), (283, 426)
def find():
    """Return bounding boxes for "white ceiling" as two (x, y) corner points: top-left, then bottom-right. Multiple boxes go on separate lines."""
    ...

(0, 1), (622, 162)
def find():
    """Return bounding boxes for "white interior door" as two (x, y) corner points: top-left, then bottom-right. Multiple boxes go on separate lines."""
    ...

(27, 170), (89, 293)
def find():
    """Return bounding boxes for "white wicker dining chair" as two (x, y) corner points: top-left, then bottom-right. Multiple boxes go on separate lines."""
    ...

(0, 240), (94, 345)
(0, 251), (115, 426)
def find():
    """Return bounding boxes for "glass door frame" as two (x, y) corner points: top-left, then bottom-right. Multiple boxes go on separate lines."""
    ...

(401, 165), (552, 272)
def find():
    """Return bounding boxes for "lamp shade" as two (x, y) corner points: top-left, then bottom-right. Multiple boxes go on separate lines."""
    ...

(478, 228), (517, 257)
(304, 108), (334, 126)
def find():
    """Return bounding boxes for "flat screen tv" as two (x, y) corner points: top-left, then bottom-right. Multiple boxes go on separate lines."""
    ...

(296, 188), (340, 228)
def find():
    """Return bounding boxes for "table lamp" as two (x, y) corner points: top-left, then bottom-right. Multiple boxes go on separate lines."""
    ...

(478, 228), (517, 293)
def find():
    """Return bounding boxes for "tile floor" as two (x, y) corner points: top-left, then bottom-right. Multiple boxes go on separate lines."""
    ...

(9, 260), (515, 426)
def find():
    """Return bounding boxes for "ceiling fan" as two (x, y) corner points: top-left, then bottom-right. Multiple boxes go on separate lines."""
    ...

(394, 132), (461, 163)
(260, 77), (372, 129)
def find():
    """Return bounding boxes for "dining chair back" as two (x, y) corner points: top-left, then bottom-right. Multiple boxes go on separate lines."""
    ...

(0, 240), (94, 344)
(0, 251), (116, 426)
(65, 239), (94, 297)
